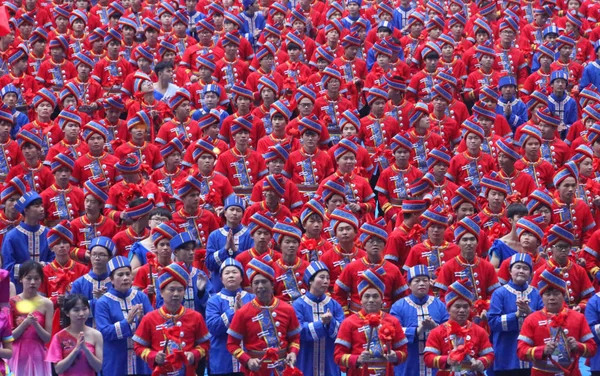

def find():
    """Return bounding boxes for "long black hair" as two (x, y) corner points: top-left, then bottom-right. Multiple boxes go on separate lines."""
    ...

(60, 294), (90, 327)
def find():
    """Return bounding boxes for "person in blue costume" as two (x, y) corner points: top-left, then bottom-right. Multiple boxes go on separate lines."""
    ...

(95, 256), (153, 376)
(390, 265), (449, 376)
(206, 258), (254, 376)
(585, 273), (600, 375)
(580, 42), (600, 90)
(129, 207), (173, 272)
(0, 84), (29, 139)
(488, 254), (543, 376)
(206, 195), (254, 291)
(71, 236), (116, 327)
(293, 261), (344, 376)
(489, 203), (529, 269)
(496, 76), (529, 133)
(2, 191), (53, 293)
(156, 231), (212, 315)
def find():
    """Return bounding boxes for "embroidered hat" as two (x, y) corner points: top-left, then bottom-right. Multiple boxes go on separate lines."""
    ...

(421, 205), (450, 228)
(170, 231), (198, 251)
(445, 279), (474, 307)
(359, 218), (387, 244)
(83, 178), (109, 203)
(300, 199), (326, 225)
(537, 268), (567, 295)
(303, 261), (329, 286)
(516, 215), (545, 243)
(451, 183), (479, 211)
(89, 236), (117, 257)
(0, 177), (28, 204)
(401, 199), (427, 214)
(553, 160), (579, 187)
(407, 265), (429, 282)
(47, 220), (74, 247)
(330, 208), (359, 232)
(509, 253), (533, 271)
(151, 221), (179, 247)
(158, 262), (190, 290)
(115, 154), (142, 173)
(246, 258), (275, 282)
(107, 256), (131, 275)
(219, 257), (244, 276)
(224, 195), (246, 212)
(51, 152), (76, 173)
(263, 174), (286, 196)
(357, 269), (385, 298)
(426, 147), (452, 169)
(545, 221), (575, 246)
(248, 213), (275, 235)
(273, 221), (302, 245)
(333, 139), (358, 160)
(124, 199), (155, 220)
(481, 171), (509, 197)
(263, 144), (289, 163)
(453, 217), (480, 242)
(526, 189), (553, 214)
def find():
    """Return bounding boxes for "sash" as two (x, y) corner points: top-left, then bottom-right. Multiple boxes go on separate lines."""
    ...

(276, 268), (302, 301)
(232, 157), (251, 187)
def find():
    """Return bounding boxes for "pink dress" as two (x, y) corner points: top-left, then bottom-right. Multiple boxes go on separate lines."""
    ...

(46, 329), (97, 376)
(8, 296), (52, 376)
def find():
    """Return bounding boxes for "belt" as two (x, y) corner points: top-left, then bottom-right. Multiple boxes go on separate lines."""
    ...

(246, 348), (287, 359)
(389, 198), (403, 206)
(233, 186), (253, 196)
(298, 184), (319, 193)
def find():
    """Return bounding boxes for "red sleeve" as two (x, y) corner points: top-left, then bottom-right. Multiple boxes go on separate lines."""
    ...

(226, 306), (252, 365)
(517, 314), (546, 361)
(423, 325), (448, 369)
(333, 318), (360, 369)
(133, 314), (158, 367)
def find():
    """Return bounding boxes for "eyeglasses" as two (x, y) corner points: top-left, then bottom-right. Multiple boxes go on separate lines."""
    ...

(553, 244), (571, 251)
(298, 102), (312, 108)
(90, 253), (109, 259)
(150, 216), (169, 223)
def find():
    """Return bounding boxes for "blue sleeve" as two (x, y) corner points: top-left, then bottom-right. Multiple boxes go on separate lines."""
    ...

(206, 296), (233, 336)
(140, 292), (153, 314)
(530, 53), (541, 72)
(155, 289), (164, 309)
(564, 100), (578, 127)
(1, 232), (18, 282)
(95, 298), (133, 341)
(293, 301), (327, 342)
(392, 10), (404, 31)
(367, 49), (376, 71)
(488, 289), (519, 333)
(391, 302), (416, 343)
(513, 101), (529, 129)
(585, 295), (600, 342)
(581, 65), (592, 89)
(205, 232), (229, 273)
(327, 299), (345, 339)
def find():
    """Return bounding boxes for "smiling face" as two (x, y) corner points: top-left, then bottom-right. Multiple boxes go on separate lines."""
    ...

(510, 262), (531, 285)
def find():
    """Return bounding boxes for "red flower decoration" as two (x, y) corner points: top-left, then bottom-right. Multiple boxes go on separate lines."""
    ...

(302, 239), (318, 251)
(473, 299), (490, 316)
(125, 184), (143, 202)
(447, 320), (469, 338)
(365, 313), (381, 328)
(287, 127), (300, 137)
(282, 366), (303, 376)
(49, 268), (75, 295)
(586, 178), (600, 197)
(506, 192), (522, 204)
(263, 348), (279, 363)
(489, 221), (509, 243)
(378, 324), (396, 343)
(408, 224), (425, 240)
(449, 341), (474, 364)
(373, 144), (393, 163)
(550, 311), (568, 328)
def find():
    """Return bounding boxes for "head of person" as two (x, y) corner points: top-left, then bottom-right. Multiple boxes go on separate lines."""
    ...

(516, 215), (545, 251)
(246, 258), (275, 301)
(330, 208), (359, 245)
(222, 195), (245, 226)
(219, 258), (244, 292)
(554, 161), (579, 204)
(107, 256), (132, 293)
(19, 260), (44, 293)
(454, 217), (480, 261)
(538, 268), (567, 312)
(304, 261), (330, 297)
(359, 218), (387, 259)
(509, 253), (533, 286)
(171, 232), (197, 266)
(445, 279), (474, 324)
(421, 205), (450, 244)
(407, 265), (431, 299)
(61, 293), (91, 327)
(157, 262), (190, 307)
(88, 237), (116, 270)
(545, 221), (575, 265)
(300, 199), (326, 239)
(358, 269), (385, 313)
(16, 191), (44, 222)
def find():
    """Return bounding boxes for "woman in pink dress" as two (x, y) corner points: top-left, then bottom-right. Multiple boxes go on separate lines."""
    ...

(46, 294), (103, 376)
(9, 261), (53, 375)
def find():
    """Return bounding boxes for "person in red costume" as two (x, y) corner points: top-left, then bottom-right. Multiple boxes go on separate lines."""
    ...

(133, 263), (211, 376)
(42, 222), (88, 335)
(0, 177), (26, 247)
(40, 152), (84, 228)
(7, 130), (54, 194)
(334, 269), (408, 375)
(113, 198), (154, 258)
(424, 279), (495, 375)
(334, 218), (407, 315)
(383, 199), (427, 268)
(518, 268), (597, 375)
(404, 205), (461, 282)
(69, 178), (118, 264)
(226, 258), (301, 375)
(435, 217), (501, 306)
(297, 198), (333, 262)
(151, 138), (189, 211)
(72, 122), (120, 187)
(271, 221), (309, 303)
(243, 175), (293, 225)
(320, 208), (366, 287)
(236, 213), (280, 269)
(514, 125), (556, 190)
(115, 111), (164, 172)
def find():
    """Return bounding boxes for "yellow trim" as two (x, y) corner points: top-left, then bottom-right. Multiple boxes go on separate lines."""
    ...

(341, 354), (351, 367)
(233, 348), (245, 359)
(141, 348), (151, 362)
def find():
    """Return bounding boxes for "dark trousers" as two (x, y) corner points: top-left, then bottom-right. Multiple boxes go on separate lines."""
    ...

(495, 370), (531, 376)
(592, 372), (600, 376)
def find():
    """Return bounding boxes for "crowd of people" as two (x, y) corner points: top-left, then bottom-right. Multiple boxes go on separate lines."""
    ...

(3, 0), (600, 374)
